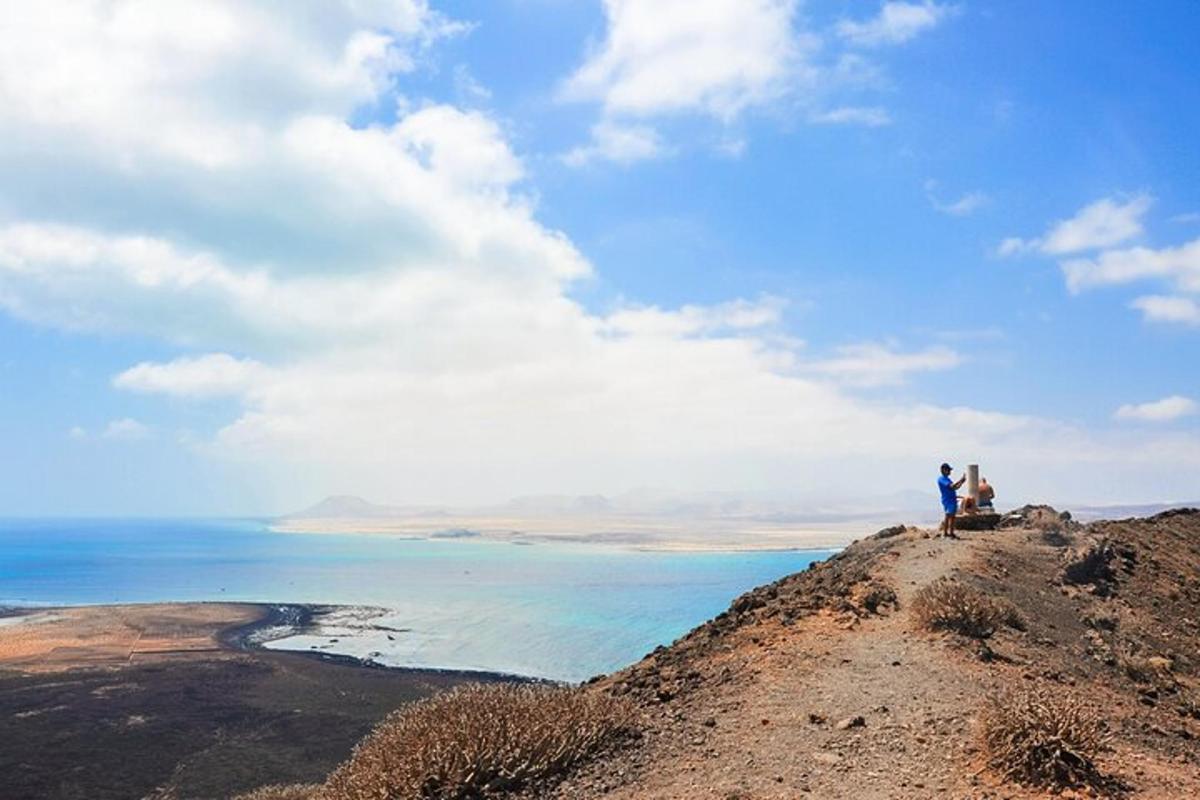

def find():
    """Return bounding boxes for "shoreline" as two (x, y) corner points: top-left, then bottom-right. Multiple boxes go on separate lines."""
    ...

(220, 602), (545, 683)
(270, 515), (868, 553)
(0, 601), (517, 799)
(0, 601), (541, 684)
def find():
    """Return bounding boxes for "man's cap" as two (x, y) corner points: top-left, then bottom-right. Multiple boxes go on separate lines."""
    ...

(940, 462), (952, 471)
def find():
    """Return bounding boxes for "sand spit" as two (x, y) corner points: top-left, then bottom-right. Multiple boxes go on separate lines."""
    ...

(272, 513), (867, 552)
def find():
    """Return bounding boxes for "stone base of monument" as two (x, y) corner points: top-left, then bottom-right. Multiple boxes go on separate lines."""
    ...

(955, 511), (1001, 531)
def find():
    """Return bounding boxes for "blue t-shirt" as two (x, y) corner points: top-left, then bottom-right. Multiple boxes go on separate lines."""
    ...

(938, 474), (956, 511)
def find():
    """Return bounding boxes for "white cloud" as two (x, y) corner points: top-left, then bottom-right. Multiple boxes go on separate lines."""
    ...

(1041, 194), (1152, 254)
(0, 1), (463, 169)
(561, 0), (803, 121)
(1114, 395), (1198, 423)
(1060, 238), (1200, 294)
(1002, 194), (1152, 258)
(1005, 195), (1200, 329)
(837, 1), (954, 47)
(558, 0), (960, 163)
(809, 106), (892, 127)
(996, 236), (1034, 257)
(924, 181), (987, 216)
(115, 354), (266, 398)
(805, 343), (963, 387)
(563, 121), (666, 166)
(1130, 295), (1200, 327)
(68, 426), (87, 440)
(102, 418), (151, 440)
(452, 64), (492, 103)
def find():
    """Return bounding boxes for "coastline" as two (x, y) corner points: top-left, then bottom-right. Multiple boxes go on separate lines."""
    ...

(270, 513), (869, 552)
(0, 601), (535, 683)
(0, 601), (521, 799)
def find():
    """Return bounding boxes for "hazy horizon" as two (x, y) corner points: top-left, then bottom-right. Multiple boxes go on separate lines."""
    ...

(2, 1), (1197, 516)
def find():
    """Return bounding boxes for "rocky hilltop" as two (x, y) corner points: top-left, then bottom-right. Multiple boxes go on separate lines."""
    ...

(544, 506), (1200, 799)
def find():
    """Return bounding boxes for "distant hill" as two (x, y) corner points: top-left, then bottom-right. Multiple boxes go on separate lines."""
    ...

(1070, 500), (1200, 522)
(281, 495), (400, 520)
(283, 489), (944, 524)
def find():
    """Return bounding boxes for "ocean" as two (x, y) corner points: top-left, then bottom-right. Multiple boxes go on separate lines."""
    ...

(0, 517), (834, 681)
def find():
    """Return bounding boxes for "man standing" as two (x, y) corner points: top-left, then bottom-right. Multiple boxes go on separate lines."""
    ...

(938, 462), (966, 538)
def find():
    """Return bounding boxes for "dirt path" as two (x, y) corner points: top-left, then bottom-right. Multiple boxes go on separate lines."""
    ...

(589, 533), (985, 799)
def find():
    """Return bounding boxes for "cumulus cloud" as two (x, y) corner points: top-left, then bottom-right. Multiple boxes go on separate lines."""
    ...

(1000, 194), (1152, 257)
(1000, 194), (1200, 330)
(837, 1), (955, 47)
(561, 0), (803, 121)
(1114, 395), (1198, 423)
(115, 354), (266, 398)
(0, 1), (463, 168)
(1061, 239), (1200, 294)
(1130, 295), (1200, 326)
(562, 121), (666, 166)
(558, 0), (959, 163)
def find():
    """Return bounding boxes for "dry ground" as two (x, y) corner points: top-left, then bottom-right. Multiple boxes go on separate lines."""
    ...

(0, 603), (261, 672)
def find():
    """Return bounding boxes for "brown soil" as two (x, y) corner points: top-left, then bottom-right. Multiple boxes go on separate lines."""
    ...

(0, 603), (511, 800)
(542, 507), (1200, 799)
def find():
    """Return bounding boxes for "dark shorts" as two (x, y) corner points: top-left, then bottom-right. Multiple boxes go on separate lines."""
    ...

(942, 500), (957, 516)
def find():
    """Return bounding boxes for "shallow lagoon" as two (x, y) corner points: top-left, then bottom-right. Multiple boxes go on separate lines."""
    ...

(0, 518), (835, 681)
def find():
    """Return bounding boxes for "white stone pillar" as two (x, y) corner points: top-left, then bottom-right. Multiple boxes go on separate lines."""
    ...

(967, 464), (980, 505)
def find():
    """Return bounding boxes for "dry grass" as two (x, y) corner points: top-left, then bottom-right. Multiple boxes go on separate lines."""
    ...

(911, 578), (1023, 639)
(980, 687), (1111, 791)
(233, 785), (320, 800)
(318, 683), (635, 800)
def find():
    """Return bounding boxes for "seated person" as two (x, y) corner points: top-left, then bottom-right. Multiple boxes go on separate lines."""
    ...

(961, 478), (996, 514)
(978, 478), (995, 509)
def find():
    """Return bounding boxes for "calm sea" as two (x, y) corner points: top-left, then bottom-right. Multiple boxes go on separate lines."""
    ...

(0, 518), (833, 681)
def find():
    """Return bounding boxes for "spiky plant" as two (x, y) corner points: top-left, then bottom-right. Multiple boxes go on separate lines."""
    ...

(911, 578), (1023, 639)
(319, 683), (634, 800)
(980, 687), (1110, 791)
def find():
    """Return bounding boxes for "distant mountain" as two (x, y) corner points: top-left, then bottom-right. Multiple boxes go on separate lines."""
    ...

(285, 489), (947, 523)
(1069, 500), (1200, 522)
(282, 495), (400, 519)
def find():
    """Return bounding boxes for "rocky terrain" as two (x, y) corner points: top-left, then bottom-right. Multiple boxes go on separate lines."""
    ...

(536, 506), (1200, 799)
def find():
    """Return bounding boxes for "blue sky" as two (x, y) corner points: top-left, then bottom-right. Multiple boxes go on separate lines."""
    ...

(1, 1), (1197, 514)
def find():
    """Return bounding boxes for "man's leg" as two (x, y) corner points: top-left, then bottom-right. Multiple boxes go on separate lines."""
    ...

(948, 512), (957, 538)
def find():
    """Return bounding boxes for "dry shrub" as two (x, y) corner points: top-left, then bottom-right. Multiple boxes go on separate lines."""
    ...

(233, 785), (320, 800)
(321, 683), (634, 800)
(911, 578), (1023, 638)
(980, 687), (1110, 791)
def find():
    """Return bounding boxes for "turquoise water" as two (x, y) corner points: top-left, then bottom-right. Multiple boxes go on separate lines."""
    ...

(0, 518), (833, 681)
